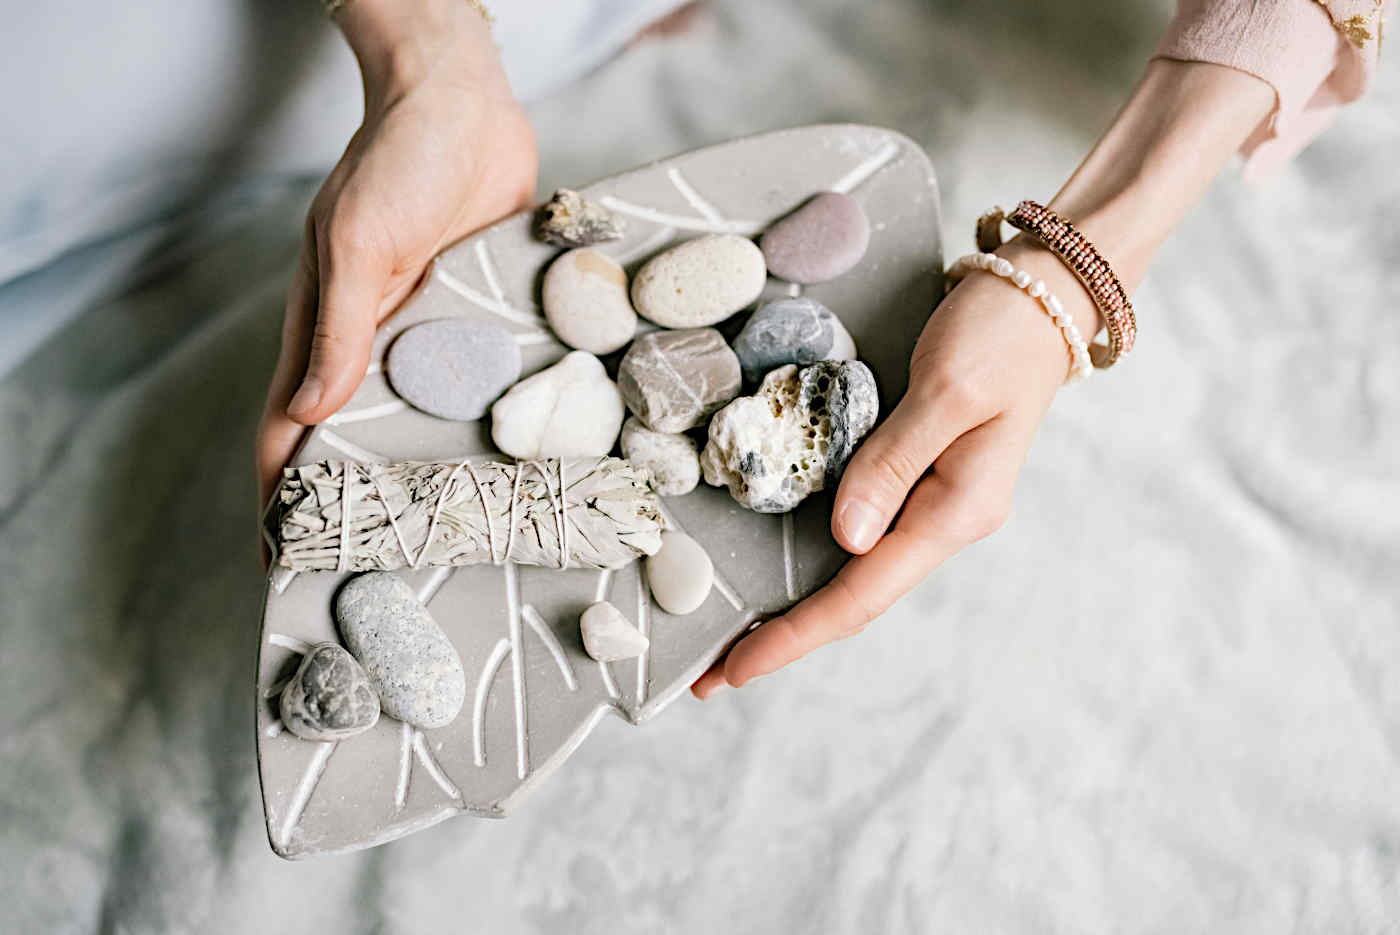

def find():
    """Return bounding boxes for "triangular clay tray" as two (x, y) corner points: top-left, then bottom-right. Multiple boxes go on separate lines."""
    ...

(257, 124), (943, 858)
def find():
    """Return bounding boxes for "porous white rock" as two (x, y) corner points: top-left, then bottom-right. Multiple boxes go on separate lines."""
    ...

(620, 417), (700, 497)
(491, 351), (625, 459)
(542, 247), (637, 355)
(701, 360), (878, 513)
(579, 601), (649, 662)
(630, 234), (767, 328)
(645, 531), (714, 616)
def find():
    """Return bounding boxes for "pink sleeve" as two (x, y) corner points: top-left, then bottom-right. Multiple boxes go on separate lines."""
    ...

(1155, 0), (1389, 178)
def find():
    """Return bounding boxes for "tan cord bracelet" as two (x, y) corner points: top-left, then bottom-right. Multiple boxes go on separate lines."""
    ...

(978, 200), (1138, 369)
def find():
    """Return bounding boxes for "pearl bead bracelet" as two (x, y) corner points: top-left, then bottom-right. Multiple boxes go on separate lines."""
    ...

(944, 252), (1093, 385)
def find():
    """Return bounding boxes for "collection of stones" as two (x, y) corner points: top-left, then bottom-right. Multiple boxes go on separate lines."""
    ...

(276, 188), (879, 743)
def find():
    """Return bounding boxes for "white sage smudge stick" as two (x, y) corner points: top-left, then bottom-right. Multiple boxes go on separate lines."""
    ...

(273, 457), (664, 572)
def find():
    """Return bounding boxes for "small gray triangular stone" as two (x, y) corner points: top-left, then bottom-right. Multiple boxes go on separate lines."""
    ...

(580, 601), (649, 662)
(280, 642), (381, 741)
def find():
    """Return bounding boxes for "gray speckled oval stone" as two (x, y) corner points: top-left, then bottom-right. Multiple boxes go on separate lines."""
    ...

(386, 318), (522, 422)
(732, 297), (858, 384)
(335, 572), (466, 730)
(617, 328), (741, 433)
(760, 191), (871, 284)
(279, 642), (381, 742)
(631, 234), (767, 328)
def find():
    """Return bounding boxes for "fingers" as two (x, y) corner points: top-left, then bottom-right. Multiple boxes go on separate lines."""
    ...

(715, 410), (1035, 692)
(285, 216), (389, 425)
(832, 378), (988, 555)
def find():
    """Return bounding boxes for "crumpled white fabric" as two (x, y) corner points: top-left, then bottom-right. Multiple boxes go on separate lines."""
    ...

(2, 1), (1399, 932)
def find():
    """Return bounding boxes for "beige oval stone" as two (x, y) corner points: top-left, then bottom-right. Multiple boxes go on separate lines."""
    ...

(631, 234), (767, 328)
(542, 247), (637, 354)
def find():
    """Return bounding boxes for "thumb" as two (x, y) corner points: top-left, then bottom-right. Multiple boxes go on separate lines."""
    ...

(286, 226), (387, 425)
(831, 392), (968, 554)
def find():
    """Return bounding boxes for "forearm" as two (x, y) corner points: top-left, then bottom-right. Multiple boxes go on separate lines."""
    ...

(334, 0), (500, 103)
(1000, 58), (1274, 338)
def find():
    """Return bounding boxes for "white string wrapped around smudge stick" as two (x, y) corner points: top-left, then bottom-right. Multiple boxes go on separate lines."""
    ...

(272, 457), (665, 572)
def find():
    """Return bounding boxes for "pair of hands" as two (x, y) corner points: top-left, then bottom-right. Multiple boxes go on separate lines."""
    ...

(255, 2), (1105, 701)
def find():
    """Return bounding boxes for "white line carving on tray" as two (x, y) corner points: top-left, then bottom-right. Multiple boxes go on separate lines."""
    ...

(324, 399), (408, 426)
(830, 139), (900, 194)
(434, 263), (547, 330)
(667, 168), (725, 225)
(277, 740), (336, 848)
(505, 563), (529, 779)
(412, 729), (462, 803)
(475, 241), (508, 304)
(395, 721), (413, 810)
(635, 568), (651, 706)
(268, 633), (312, 654)
(522, 603), (578, 691)
(265, 720), (284, 738)
(364, 360), (382, 377)
(787, 282), (801, 297)
(318, 429), (389, 465)
(473, 638), (511, 768)
(611, 225), (676, 266)
(598, 196), (763, 236)
(263, 676), (292, 700)
(782, 512), (797, 602)
(416, 567), (454, 605)
(270, 567), (297, 595)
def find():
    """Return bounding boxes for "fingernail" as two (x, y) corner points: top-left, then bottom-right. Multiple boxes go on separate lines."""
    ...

(703, 682), (731, 701)
(838, 500), (884, 553)
(287, 376), (323, 418)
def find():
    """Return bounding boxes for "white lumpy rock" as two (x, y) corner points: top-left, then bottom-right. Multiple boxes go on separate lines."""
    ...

(335, 572), (466, 730)
(620, 417), (700, 497)
(279, 642), (381, 742)
(701, 360), (879, 513)
(617, 328), (741, 434)
(732, 296), (857, 384)
(491, 351), (625, 459)
(542, 247), (637, 355)
(645, 531), (714, 616)
(580, 601), (649, 662)
(630, 234), (767, 328)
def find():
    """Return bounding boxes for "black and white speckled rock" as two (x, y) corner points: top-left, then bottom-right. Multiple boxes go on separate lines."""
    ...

(617, 328), (741, 433)
(620, 416), (701, 497)
(535, 188), (626, 247)
(335, 572), (466, 730)
(732, 297), (858, 384)
(279, 642), (381, 741)
(700, 360), (878, 513)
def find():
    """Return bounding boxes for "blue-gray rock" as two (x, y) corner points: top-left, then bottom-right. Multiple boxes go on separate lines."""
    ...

(760, 191), (871, 284)
(701, 360), (878, 513)
(279, 642), (381, 742)
(335, 572), (466, 730)
(386, 318), (522, 422)
(732, 297), (857, 384)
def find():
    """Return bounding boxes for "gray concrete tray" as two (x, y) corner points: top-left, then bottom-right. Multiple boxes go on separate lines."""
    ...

(256, 124), (942, 858)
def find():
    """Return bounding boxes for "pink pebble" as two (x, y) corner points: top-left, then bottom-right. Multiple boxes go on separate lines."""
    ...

(760, 191), (871, 284)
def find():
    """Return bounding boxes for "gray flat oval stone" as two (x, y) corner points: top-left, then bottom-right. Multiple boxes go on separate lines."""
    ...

(279, 642), (381, 742)
(386, 318), (522, 422)
(335, 572), (466, 730)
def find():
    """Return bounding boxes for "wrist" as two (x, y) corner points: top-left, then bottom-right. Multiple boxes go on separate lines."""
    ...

(336, 0), (502, 106)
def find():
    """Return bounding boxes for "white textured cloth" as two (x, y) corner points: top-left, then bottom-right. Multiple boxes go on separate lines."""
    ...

(2, 1), (1399, 931)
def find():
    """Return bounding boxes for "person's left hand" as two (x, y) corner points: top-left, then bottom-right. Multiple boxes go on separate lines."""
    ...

(691, 241), (1101, 699)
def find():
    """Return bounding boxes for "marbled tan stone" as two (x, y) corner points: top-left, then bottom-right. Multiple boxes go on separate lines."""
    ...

(630, 234), (767, 328)
(542, 247), (637, 355)
(645, 531), (714, 616)
(617, 328), (741, 434)
(279, 641), (381, 742)
(536, 188), (626, 247)
(732, 296), (857, 384)
(387, 318), (522, 422)
(491, 351), (625, 459)
(620, 416), (700, 497)
(760, 191), (871, 284)
(701, 360), (878, 513)
(335, 572), (466, 730)
(580, 601), (649, 662)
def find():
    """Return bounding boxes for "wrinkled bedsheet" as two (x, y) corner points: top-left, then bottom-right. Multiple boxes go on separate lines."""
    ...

(3, 1), (1398, 931)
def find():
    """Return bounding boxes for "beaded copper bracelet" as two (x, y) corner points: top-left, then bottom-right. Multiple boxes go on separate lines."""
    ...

(977, 200), (1137, 369)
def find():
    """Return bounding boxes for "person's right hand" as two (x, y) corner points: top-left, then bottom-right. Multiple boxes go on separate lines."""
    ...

(257, 0), (537, 518)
